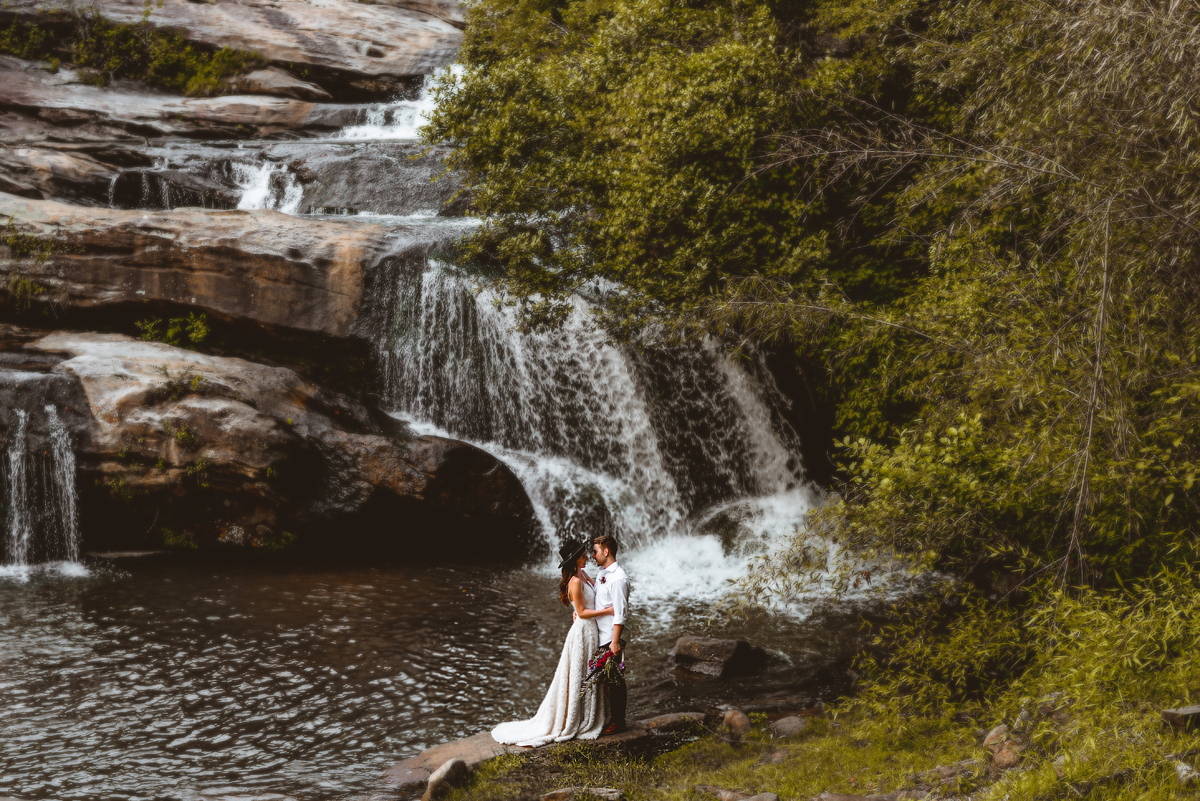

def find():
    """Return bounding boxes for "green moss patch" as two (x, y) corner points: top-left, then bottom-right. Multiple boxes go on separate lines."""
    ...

(0, 4), (262, 96)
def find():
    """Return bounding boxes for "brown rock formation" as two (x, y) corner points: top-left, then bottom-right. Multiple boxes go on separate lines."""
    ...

(0, 0), (462, 94)
(0, 57), (361, 138)
(9, 331), (538, 553)
(0, 192), (416, 340)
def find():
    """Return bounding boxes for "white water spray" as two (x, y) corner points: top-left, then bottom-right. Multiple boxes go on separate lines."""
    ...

(338, 66), (460, 141)
(233, 162), (304, 214)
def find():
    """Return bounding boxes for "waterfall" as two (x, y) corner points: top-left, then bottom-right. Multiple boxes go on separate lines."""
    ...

(338, 66), (458, 141)
(1, 406), (85, 578)
(46, 406), (80, 564)
(4, 410), (32, 567)
(375, 262), (814, 557)
(233, 162), (304, 214)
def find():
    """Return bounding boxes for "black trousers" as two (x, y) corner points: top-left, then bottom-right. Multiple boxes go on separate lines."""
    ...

(598, 640), (627, 727)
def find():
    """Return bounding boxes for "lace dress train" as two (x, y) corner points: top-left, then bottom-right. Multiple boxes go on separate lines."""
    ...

(491, 581), (606, 746)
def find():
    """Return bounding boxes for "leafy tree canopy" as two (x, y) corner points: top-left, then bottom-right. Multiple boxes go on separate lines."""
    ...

(427, 0), (1200, 599)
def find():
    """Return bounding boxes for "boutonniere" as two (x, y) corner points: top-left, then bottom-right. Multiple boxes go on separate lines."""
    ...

(600, 576), (606, 584)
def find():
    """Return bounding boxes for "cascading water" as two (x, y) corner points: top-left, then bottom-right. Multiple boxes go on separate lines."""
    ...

(1, 406), (85, 579)
(45, 405), (80, 564)
(233, 161), (305, 214)
(4, 410), (32, 568)
(368, 260), (857, 610)
(337, 66), (456, 141)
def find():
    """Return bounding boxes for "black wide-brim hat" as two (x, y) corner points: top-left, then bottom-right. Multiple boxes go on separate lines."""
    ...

(557, 539), (588, 570)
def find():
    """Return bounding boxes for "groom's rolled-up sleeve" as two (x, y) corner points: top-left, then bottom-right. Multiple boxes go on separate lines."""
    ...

(611, 575), (629, 626)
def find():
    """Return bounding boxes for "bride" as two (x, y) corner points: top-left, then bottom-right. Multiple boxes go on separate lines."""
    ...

(491, 539), (613, 746)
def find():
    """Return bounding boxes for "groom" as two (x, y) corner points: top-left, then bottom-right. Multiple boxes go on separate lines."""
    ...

(592, 533), (630, 735)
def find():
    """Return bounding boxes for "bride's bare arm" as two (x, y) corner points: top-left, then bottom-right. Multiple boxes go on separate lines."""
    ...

(576, 606), (614, 619)
(568, 577), (614, 619)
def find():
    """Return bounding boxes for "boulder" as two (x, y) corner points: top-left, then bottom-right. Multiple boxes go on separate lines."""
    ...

(755, 749), (789, 767)
(769, 716), (808, 739)
(421, 758), (469, 801)
(226, 67), (332, 102)
(640, 712), (706, 733)
(0, 192), (434, 342)
(8, 331), (537, 552)
(0, 0), (462, 96)
(1162, 705), (1200, 732)
(0, 57), (361, 138)
(992, 746), (1022, 771)
(386, 731), (516, 782)
(721, 710), (752, 741)
(673, 636), (768, 679)
(981, 723), (1009, 753)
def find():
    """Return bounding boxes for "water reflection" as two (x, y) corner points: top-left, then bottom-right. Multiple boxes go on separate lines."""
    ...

(0, 557), (862, 801)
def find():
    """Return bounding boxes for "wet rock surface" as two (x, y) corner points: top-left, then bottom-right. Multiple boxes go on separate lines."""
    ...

(0, 192), (447, 341)
(9, 331), (537, 553)
(0, 57), (361, 138)
(226, 67), (332, 102)
(0, 0), (462, 96)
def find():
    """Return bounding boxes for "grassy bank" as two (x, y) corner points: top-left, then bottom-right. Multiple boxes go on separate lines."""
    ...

(452, 706), (1200, 800)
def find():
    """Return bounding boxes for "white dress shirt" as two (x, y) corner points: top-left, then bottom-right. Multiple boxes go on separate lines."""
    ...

(594, 560), (629, 646)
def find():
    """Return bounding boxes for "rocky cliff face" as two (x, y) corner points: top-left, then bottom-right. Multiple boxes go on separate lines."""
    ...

(0, 0), (543, 560)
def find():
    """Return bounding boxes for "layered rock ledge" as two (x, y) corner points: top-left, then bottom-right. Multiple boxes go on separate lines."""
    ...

(0, 57), (363, 138)
(0, 191), (452, 343)
(0, 0), (462, 96)
(1, 329), (538, 554)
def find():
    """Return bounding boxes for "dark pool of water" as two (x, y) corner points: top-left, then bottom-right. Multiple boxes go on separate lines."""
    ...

(0, 556), (862, 801)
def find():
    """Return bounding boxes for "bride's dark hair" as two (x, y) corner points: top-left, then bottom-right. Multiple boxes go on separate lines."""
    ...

(558, 567), (574, 607)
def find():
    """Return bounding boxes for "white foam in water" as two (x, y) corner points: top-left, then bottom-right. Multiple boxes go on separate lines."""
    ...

(233, 162), (304, 215)
(338, 65), (462, 141)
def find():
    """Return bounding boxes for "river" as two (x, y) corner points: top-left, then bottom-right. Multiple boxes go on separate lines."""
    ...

(0, 554), (867, 801)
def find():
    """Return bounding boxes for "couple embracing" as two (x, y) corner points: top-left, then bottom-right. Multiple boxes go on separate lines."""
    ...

(492, 534), (631, 746)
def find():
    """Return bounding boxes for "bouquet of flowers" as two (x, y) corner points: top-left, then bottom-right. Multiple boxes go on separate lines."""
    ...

(579, 646), (625, 698)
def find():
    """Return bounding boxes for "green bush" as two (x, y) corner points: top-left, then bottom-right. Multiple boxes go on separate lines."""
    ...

(0, 4), (262, 96)
(136, 313), (209, 349)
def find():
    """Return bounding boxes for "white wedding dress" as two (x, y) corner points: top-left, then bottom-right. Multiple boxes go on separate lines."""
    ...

(491, 577), (606, 746)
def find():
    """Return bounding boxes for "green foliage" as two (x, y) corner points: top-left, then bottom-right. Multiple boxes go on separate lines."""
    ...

(160, 526), (197, 550)
(102, 474), (137, 502)
(136, 313), (210, 349)
(257, 528), (295, 551)
(424, 0), (929, 334)
(161, 419), (200, 449)
(851, 575), (1200, 798)
(0, 3), (261, 96)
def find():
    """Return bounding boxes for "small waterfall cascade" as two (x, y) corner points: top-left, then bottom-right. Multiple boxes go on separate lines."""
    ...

(5, 410), (31, 567)
(233, 161), (305, 214)
(1, 406), (84, 576)
(375, 262), (814, 558)
(338, 66), (455, 141)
